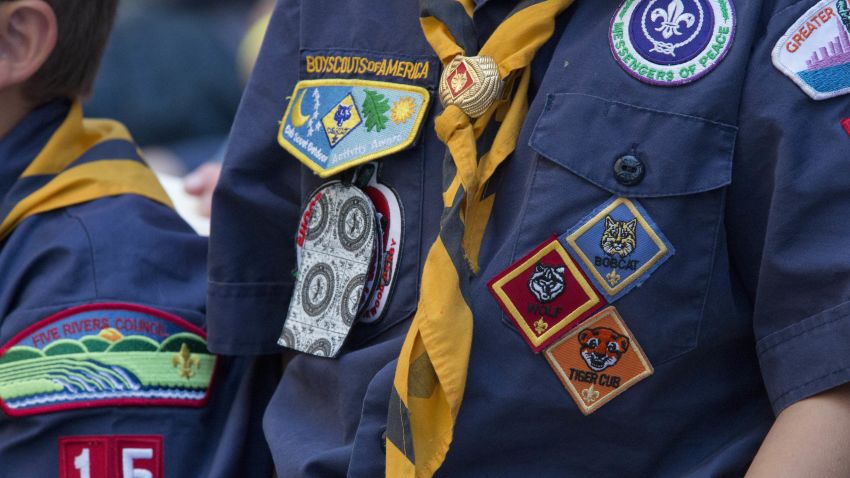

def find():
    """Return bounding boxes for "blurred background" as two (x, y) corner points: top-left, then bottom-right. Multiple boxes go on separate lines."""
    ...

(84, 0), (275, 231)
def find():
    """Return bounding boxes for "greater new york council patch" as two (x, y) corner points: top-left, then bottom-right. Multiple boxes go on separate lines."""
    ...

(772, 0), (850, 100)
(0, 303), (216, 417)
(544, 306), (653, 415)
(563, 197), (674, 303)
(278, 79), (430, 178)
(610, 0), (736, 86)
(489, 238), (605, 353)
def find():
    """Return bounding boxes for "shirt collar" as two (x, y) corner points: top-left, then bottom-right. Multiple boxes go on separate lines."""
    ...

(0, 100), (70, 201)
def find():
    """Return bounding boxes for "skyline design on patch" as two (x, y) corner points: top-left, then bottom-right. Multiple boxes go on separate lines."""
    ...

(278, 79), (430, 178)
(772, 0), (850, 100)
(544, 306), (653, 415)
(610, 0), (736, 86)
(563, 197), (674, 303)
(0, 303), (216, 417)
(489, 238), (605, 353)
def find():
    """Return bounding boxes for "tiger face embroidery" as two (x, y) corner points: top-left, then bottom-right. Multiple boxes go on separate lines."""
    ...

(579, 327), (630, 372)
(600, 216), (637, 258)
(528, 263), (566, 303)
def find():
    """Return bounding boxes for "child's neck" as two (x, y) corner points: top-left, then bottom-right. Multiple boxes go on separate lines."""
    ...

(0, 89), (33, 141)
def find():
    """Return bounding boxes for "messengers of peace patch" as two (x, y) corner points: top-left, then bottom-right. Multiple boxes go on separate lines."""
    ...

(278, 79), (430, 178)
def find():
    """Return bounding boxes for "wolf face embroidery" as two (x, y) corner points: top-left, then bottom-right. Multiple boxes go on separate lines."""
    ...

(579, 327), (630, 372)
(528, 263), (566, 303)
(600, 216), (637, 258)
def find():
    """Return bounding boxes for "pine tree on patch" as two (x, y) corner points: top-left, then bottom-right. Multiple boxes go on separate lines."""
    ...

(362, 90), (391, 132)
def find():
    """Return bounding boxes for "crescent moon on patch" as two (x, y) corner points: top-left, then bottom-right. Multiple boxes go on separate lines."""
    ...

(291, 89), (311, 128)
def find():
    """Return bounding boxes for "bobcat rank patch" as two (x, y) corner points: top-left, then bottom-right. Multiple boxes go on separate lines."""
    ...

(282, 181), (378, 357)
(773, 0), (850, 100)
(278, 79), (430, 178)
(610, 0), (736, 86)
(564, 197), (674, 302)
(489, 238), (605, 353)
(0, 303), (216, 417)
(544, 307), (653, 415)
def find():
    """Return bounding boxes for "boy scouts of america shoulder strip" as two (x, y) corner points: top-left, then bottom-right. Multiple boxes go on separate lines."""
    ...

(772, 0), (850, 100)
(278, 79), (431, 178)
(610, 0), (736, 86)
(0, 303), (217, 417)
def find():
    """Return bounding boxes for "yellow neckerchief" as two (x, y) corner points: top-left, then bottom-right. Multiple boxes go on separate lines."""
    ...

(386, 1), (573, 476)
(0, 102), (173, 241)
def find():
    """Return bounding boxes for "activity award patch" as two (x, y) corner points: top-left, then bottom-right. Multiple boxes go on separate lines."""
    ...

(282, 181), (378, 357)
(544, 307), (653, 415)
(610, 0), (736, 86)
(773, 0), (850, 100)
(0, 304), (216, 417)
(489, 238), (605, 353)
(564, 197), (674, 302)
(278, 79), (430, 178)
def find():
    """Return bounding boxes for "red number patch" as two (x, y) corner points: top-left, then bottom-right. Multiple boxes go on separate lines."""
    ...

(59, 435), (163, 478)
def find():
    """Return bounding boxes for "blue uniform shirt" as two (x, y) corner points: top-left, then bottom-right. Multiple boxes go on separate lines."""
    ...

(209, 0), (850, 476)
(0, 101), (276, 477)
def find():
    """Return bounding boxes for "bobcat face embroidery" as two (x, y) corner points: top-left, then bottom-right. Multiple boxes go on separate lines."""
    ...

(334, 104), (353, 127)
(528, 263), (566, 303)
(600, 216), (637, 258)
(579, 327), (630, 372)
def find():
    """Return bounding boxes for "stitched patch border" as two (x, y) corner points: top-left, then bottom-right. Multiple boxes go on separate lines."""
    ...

(277, 79), (430, 178)
(564, 197), (674, 302)
(0, 303), (216, 417)
(59, 435), (164, 478)
(489, 238), (605, 352)
(544, 306), (653, 415)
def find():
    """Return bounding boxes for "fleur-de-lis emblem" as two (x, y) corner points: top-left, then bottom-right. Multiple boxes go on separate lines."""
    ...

(606, 270), (622, 287)
(172, 343), (201, 379)
(534, 319), (549, 335)
(581, 384), (601, 404)
(651, 0), (696, 39)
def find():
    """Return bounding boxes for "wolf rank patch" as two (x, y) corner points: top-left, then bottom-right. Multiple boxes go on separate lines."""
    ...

(0, 304), (216, 417)
(489, 238), (605, 353)
(564, 197), (674, 302)
(60, 435), (163, 478)
(610, 0), (736, 86)
(773, 0), (850, 100)
(278, 79), (430, 178)
(544, 307), (653, 415)
(282, 182), (378, 357)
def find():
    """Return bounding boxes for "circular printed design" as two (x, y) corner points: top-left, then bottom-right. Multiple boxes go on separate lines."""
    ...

(279, 326), (296, 348)
(301, 262), (335, 317)
(306, 338), (333, 357)
(610, 0), (736, 86)
(305, 193), (329, 242)
(341, 274), (366, 326)
(337, 196), (371, 252)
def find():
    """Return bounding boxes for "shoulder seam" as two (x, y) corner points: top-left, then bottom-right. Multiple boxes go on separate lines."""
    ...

(61, 209), (100, 298)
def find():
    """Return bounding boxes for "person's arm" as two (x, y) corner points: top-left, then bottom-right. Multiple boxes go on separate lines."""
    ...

(746, 384), (850, 476)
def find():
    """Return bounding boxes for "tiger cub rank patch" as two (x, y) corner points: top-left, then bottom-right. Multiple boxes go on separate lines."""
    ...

(772, 0), (850, 100)
(610, 0), (736, 86)
(544, 307), (653, 415)
(282, 182), (378, 357)
(564, 197), (674, 302)
(278, 79), (430, 178)
(489, 238), (605, 353)
(0, 303), (216, 417)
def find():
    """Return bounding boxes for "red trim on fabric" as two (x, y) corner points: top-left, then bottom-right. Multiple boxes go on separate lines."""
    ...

(841, 118), (850, 137)
(0, 302), (216, 417)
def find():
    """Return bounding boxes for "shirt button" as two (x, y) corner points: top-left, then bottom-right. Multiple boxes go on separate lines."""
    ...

(381, 430), (387, 452)
(613, 155), (645, 186)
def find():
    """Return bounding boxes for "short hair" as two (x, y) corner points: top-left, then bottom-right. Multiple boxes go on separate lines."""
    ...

(7, 0), (119, 104)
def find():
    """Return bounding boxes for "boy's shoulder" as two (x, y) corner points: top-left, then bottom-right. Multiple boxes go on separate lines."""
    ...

(0, 194), (207, 323)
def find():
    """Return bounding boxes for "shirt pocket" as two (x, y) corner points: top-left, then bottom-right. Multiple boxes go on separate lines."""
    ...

(511, 92), (737, 365)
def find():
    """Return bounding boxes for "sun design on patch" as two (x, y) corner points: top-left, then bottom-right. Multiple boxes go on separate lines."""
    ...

(390, 97), (417, 124)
